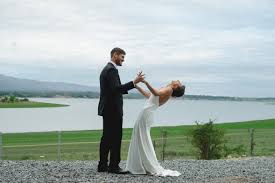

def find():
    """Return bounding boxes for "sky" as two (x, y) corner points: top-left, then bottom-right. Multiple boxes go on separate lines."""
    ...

(0, 0), (275, 97)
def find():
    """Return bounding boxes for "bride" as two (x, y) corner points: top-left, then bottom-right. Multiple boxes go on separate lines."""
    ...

(125, 74), (185, 177)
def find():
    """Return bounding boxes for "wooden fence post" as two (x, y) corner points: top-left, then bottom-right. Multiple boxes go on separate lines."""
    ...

(0, 132), (2, 160)
(249, 128), (255, 156)
(57, 131), (61, 161)
(161, 130), (167, 161)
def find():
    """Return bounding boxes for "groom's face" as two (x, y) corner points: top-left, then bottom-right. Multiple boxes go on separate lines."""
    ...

(114, 53), (125, 66)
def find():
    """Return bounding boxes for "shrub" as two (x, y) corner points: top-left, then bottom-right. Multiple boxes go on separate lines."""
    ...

(189, 120), (226, 160)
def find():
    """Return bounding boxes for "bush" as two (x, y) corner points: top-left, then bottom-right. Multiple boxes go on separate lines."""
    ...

(189, 120), (226, 160)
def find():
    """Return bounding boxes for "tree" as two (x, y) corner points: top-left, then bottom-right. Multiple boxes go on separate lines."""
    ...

(21, 98), (29, 102)
(9, 96), (16, 103)
(1, 96), (9, 103)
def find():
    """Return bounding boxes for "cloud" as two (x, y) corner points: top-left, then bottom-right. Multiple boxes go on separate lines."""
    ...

(0, 0), (275, 97)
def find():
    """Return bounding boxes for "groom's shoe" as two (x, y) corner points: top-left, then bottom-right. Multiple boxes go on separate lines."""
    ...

(108, 166), (129, 174)
(97, 165), (109, 172)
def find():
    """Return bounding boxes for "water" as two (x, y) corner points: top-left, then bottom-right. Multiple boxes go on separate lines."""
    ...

(1, 98), (275, 133)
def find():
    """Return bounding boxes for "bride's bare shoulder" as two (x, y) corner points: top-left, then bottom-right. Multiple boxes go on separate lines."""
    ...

(159, 86), (173, 95)
(159, 87), (173, 106)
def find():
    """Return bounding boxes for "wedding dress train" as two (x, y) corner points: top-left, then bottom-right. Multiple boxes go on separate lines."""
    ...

(126, 95), (181, 177)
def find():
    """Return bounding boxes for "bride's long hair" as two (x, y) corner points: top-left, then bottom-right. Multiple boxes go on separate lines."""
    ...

(172, 85), (185, 97)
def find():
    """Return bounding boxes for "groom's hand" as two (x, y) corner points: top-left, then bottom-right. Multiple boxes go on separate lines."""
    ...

(133, 71), (145, 85)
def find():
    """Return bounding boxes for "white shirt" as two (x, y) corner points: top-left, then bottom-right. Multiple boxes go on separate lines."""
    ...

(109, 61), (117, 69)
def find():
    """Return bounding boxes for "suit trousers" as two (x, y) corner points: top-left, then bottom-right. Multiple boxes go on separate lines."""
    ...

(99, 113), (123, 168)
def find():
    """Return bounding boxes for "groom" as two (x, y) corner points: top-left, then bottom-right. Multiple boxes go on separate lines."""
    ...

(97, 47), (144, 174)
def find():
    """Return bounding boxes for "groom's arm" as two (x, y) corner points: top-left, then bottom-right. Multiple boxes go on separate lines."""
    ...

(108, 68), (135, 95)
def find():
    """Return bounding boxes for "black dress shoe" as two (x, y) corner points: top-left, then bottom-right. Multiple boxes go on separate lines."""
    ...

(108, 167), (129, 174)
(97, 165), (109, 172)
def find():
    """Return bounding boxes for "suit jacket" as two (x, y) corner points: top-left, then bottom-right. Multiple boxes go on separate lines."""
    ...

(98, 62), (135, 117)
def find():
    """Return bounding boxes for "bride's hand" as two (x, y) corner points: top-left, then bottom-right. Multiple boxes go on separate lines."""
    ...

(134, 71), (145, 84)
(141, 78), (147, 83)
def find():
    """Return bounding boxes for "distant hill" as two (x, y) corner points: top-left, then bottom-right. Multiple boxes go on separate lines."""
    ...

(0, 74), (98, 92)
(1, 74), (275, 101)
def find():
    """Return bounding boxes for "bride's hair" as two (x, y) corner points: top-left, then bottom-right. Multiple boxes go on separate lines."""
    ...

(172, 85), (185, 97)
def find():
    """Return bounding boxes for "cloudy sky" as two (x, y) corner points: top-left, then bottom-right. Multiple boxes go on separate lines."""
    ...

(0, 0), (275, 97)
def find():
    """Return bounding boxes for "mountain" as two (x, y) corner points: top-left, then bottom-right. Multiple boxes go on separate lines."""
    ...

(1, 74), (275, 101)
(0, 74), (98, 92)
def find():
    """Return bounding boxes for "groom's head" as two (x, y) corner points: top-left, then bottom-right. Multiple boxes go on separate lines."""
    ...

(111, 47), (126, 66)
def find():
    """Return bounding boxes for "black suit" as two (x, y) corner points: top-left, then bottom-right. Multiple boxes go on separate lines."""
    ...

(98, 62), (135, 168)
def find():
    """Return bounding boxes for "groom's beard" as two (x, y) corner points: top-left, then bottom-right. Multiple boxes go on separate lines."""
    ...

(117, 60), (123, 66)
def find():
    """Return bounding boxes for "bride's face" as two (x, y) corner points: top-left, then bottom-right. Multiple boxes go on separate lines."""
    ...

(171, 80), (182, 89)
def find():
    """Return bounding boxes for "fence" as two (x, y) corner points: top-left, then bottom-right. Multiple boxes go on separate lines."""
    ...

(0, 128), (275, 161)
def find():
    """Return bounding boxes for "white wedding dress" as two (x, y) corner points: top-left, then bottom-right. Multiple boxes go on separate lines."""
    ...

(125, 94), (181, 177)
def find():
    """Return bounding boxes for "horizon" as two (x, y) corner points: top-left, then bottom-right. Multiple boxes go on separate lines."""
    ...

(1, 73), (275, 99)
(1, 1), (275, 97)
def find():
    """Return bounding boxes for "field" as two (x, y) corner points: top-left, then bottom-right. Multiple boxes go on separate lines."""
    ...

(1, 119), (275, 160)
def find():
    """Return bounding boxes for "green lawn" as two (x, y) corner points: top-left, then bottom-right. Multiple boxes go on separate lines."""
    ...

(0, 101), (69, 108)
(1, 119), (275, 160)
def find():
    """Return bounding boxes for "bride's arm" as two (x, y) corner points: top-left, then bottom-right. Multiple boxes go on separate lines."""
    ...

(135, 85), (151, 98)
(143, 80), (172, 96)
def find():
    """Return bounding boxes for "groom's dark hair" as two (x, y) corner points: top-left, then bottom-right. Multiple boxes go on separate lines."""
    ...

(111, 47), (126, 57)
(172, 85), (185, 97)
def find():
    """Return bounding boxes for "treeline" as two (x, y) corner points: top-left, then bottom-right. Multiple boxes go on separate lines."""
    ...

(0, 96), (29, 103)
(0, 91), (274, 101)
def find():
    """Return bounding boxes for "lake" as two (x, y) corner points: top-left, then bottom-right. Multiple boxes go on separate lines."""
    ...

(1, 98), (275, 133)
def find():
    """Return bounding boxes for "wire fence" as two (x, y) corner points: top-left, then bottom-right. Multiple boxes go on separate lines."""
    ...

(1, 129), (275, 161)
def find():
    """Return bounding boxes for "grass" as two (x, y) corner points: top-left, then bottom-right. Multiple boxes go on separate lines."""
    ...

(0, 101), (69, 108)
(1, 119), (275, 160)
